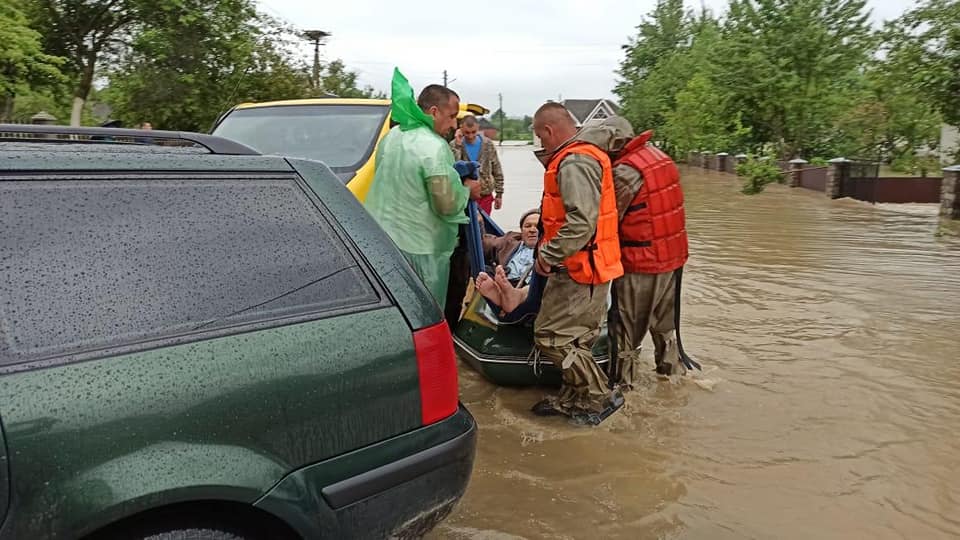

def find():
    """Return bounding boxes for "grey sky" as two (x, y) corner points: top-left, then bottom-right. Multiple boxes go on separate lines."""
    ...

(259, 0), (916, 117)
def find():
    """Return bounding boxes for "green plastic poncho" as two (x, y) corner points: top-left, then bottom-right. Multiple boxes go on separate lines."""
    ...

(364, 68), (470, 305)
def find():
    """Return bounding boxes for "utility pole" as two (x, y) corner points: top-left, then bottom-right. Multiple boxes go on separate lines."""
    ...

(498, 92), (504, 145)
(443, 70), (448, 87)
(303, 30), (331, 92)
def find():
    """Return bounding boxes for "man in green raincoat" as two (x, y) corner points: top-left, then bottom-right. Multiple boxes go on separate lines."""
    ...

(365, 69), (481, 305)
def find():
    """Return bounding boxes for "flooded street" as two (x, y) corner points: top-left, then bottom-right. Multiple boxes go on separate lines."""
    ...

(432, 146), (960, 539)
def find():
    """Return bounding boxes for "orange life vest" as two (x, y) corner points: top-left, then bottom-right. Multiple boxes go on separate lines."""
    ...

(614, 130), (688, 274)
(541, 142), (623, 285)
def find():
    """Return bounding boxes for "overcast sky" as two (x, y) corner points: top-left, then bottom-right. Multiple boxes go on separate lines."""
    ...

(259, 0), (916, 117)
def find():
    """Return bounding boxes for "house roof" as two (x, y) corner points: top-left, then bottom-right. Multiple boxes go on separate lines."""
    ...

(561, 99), (620, 123)
(478, 117), (497, 130)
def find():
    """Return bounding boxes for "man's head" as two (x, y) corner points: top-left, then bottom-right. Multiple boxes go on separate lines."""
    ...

(140, 122), (152, 130)
(460, 115), (480, 144)
(519, 209), (540, 248)
(533, 102), (577, 153)
(418, 85), (460, 139)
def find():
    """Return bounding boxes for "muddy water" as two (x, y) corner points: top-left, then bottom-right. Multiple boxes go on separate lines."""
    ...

(430, 146), (960, 540)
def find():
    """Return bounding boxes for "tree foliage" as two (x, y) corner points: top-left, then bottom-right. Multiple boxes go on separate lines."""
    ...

(0, 1), (66, 121)
(883, 0), (960, 125)
(104, 1), (311, 131)
(615, 0), (949, 163)
(6, 0), (385, 130)
(27, 0), (138, 125)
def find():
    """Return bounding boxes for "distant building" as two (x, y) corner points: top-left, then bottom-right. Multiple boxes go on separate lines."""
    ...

(478, 117), (498, 140)
(561, 98), (620, 127)
(532, 98), (620, 147)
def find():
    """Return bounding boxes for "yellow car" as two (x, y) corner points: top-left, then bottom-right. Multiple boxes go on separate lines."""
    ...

(212, 98), (489, 202)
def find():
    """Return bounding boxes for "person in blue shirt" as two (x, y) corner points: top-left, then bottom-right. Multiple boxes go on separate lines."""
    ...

(450, 115), (506, 214)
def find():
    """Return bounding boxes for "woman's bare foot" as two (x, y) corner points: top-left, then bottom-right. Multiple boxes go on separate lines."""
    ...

(495, 265), (528, 313)
(475, 272), (502, 305)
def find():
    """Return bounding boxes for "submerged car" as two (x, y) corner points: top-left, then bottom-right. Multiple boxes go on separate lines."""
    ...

(0, 124), (476, 539)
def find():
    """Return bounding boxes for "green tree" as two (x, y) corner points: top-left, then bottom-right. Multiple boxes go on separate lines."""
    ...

(318, 60), (385, 99)
(661, 72), (750, 154)
(105, 2), (311, 131)
(715, 0), (874, 158)
(0, 1), (65, 121)
(835, 66), (942, 161)
(27, 0), (138, 126)
(615, 0), (691, 133)
(883, 0), (960, 125)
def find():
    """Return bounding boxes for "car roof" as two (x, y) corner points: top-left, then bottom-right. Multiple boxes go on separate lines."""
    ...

(234, 98), (391, 109)
(0, 124), (294, 173)
(0, 145), (295, 173)
(231, 99), (491, 118)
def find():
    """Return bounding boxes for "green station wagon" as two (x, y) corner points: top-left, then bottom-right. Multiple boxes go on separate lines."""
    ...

(0, 125), (476, 539)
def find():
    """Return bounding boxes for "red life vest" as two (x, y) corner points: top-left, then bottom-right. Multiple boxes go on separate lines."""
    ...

(542, 142), (623, 285)
(614, 130), (688, 274)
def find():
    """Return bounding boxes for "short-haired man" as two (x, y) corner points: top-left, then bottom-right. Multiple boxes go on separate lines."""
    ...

(529, 102), (625, 423)
(450, 115), (505, 214)
(365, 69), (481, 305)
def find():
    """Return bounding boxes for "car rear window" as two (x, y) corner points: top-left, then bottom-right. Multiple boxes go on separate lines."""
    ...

(0, 176), (380, 367)
(212, 104), (387, 172)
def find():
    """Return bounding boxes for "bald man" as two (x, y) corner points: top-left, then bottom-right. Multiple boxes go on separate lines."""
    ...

(530, 103), (625, 424)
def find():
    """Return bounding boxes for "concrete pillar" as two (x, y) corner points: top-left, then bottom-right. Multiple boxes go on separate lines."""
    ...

(825, 158), (850, 199)
(788, 158), (808, 188)
(717, 152), (729, 174)
(30, 111), (57, 139)
(30, 111), (57, 125)
(942, 165), (960, 219)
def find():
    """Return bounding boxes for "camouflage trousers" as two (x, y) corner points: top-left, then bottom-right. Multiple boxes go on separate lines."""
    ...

(612, 270), (685, 387)
(534, 273), (612, 413)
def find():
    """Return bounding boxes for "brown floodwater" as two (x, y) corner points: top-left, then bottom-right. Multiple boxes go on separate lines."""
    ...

(429, 146), (960, 540)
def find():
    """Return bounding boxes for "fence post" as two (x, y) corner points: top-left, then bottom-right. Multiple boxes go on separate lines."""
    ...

(30, 111), (58, 140)
(30, 111), (57, 125)
(826, 158), (850, 199)
(942, 165), (960, 219)
(788, 158), (808, 188)
(716, 152), (729, 174)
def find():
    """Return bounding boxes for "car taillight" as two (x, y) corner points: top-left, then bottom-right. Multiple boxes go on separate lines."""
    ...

(413, 322), (459, 425)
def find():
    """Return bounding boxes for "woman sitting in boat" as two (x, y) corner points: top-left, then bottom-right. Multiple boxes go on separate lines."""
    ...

(482, 209), (540, 285)
(476, 209), (545, 323)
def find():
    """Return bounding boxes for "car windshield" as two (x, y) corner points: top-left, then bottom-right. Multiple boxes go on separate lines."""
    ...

(213, 104), (387, 171)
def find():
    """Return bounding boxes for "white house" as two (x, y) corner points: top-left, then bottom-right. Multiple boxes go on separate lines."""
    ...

(562, 99), (620, 127)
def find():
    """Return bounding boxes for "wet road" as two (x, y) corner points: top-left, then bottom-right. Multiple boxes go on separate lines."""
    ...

(430, 146), (960, 539)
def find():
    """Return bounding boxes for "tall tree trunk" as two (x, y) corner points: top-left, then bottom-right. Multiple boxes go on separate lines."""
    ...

(71, 52), (97, 126)
(2, 92), (14, 123)
(70, 97), (84, 127)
